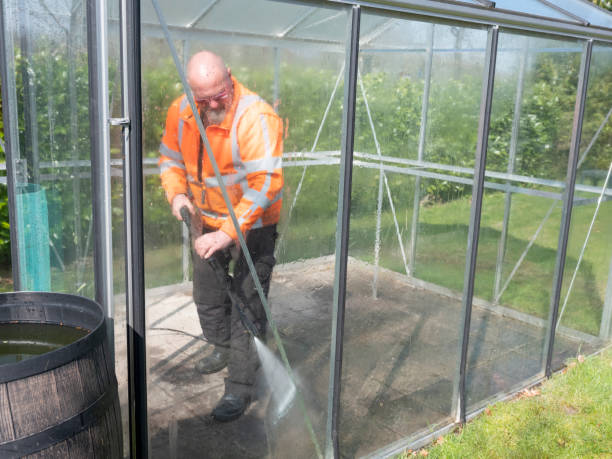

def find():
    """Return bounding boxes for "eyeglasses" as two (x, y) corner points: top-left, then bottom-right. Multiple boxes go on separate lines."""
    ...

(195, 88), (229, 106)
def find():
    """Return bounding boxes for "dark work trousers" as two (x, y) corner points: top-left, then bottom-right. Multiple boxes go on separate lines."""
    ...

(192, 224), (277, 397)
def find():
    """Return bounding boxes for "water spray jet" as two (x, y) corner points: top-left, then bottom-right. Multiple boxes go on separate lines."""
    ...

(180, 206), (296, 419)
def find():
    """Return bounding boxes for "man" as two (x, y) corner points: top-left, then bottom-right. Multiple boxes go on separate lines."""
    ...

(158, 51), (283, 422)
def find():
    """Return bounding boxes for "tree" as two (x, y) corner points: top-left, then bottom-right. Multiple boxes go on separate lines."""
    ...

(592, 0), (612, 11)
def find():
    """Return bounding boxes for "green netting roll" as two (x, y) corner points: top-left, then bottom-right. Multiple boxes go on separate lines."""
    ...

(16, 184), (51, 291)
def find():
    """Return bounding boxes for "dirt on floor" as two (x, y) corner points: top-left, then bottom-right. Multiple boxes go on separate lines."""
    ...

(111, 256), (599, 459)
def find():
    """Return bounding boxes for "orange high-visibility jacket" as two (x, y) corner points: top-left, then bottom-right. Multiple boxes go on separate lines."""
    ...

(159, 77), (283, 240)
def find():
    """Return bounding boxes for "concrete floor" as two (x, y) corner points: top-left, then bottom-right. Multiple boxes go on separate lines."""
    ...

(113, 256), (596, 458)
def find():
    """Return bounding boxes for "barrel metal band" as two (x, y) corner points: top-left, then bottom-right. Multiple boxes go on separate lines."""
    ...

(0, 382), (119, 457)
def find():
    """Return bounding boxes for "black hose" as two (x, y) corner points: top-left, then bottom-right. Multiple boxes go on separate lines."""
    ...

(180, 206), (261, 338)
(149, 327), (211, 343)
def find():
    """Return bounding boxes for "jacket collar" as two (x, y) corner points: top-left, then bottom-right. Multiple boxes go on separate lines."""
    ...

(179, 76), (242, 132)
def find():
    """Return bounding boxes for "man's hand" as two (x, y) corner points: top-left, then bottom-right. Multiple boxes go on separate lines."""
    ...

(194, 230), (233, 259)
(171, 194), (194, 220)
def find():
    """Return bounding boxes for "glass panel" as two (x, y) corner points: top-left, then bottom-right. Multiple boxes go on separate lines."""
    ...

(140, 0), (215, 27)
(467, 33), (583, 413)
(141, 37), (187, 290)
(3, 0), (94, 296)
(289, 7), (361, 43)
(417, 24), (489, 289)
(494, 0), (578, 22)
(1, 0), (129, 456)
(554, 0), (612, 29)
(342, 12), (488, 456)
(555, 43), (612, 363)
(196, 0), (315, 37)
(141, 1), (349, 457)
(362, 19), (433, 49)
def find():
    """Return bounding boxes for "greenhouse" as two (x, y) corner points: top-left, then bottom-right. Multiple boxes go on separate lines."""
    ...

(1, 0), (611, 457)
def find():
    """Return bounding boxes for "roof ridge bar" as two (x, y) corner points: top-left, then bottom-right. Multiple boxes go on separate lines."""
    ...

(279, 7), (317, 37)
(186, 0), (220, 29)
(535, 0), (590, 26)
(470, 0), (495, 8)
(328, 0), (612, 42)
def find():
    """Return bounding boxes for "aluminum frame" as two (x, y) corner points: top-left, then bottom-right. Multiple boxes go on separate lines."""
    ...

(0, 0), (22, 290)
(327, 5), (360, 457)
(544, 39), (593, 378)
(456, 24), (499, 424)
(121, 0), (149, 456)
(86, 0), (115, 353)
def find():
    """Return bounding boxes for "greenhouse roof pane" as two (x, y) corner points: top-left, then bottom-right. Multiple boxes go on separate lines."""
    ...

(33, 0), (71, 16)
(493, 0), (580, 22)
(140, 0), (214, 27)
(132, 0), (612, 44)
(287, 7), (351, 42)
(20, 0), (73, 42)
(361, 19), (433, 49)
(553, 0), (612, 29)
(195, 0), (314, 37)
(285, 7), (385, 43)
(362, 19), (488, 50)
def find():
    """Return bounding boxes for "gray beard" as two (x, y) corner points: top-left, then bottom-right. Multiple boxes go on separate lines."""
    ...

(201, 108), (226, 126)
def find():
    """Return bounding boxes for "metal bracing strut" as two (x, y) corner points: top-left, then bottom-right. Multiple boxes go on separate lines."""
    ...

(358, 72), (410, 300)
(410, 23), (435, 274)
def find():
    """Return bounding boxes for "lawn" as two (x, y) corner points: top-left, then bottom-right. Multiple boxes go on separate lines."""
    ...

(280, 184), (612, 337)
(399, 347), (612, 458)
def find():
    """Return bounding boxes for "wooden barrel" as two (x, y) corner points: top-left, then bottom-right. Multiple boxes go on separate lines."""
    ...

(0, 292), (122, 458)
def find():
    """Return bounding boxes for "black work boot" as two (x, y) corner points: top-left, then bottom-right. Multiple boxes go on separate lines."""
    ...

(195, 346), (229, 374)
(212, 393), (251, 422)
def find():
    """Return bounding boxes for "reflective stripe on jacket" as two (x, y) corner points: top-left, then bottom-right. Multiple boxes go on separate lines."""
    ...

(158, 77), (283, 240)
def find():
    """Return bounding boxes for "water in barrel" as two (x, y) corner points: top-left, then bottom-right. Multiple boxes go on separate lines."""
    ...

(0, 323), (89, 365)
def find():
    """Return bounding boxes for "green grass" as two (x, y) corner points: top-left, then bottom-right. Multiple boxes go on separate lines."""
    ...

(398, 347), (612, 458)
(412, 193), (612, 335)
(278, 188), (611, 336)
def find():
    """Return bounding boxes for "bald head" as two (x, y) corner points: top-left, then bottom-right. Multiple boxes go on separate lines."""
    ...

(187, 50), (233, 125)
(187, 51), (227, 88)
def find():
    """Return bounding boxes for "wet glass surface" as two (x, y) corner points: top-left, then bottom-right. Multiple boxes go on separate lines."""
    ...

(140, 1), (349, 457)
(2, 0), (94, 296)
(556, 42), (612, 363)
(468, 32), (584, 412)
(342, 12), (488, 457)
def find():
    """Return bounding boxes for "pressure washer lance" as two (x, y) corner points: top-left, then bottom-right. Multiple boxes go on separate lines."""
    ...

(179, 206), (260, 338)
(179, 206), (298, 422)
